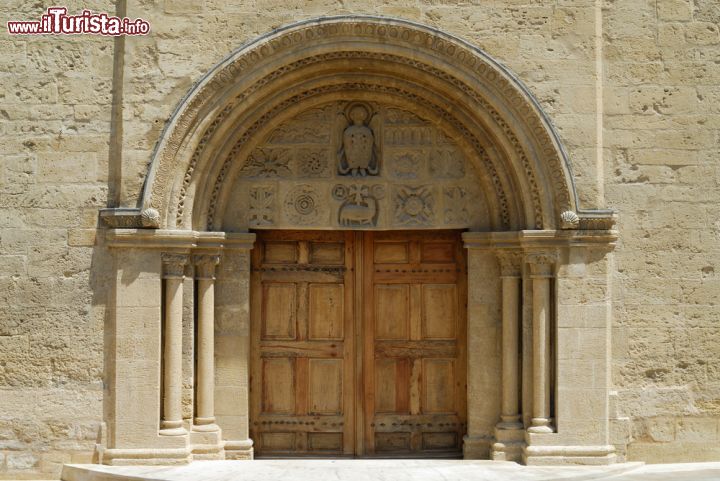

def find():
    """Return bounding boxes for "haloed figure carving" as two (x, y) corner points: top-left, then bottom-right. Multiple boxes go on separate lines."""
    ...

(338, 102), (379, 177)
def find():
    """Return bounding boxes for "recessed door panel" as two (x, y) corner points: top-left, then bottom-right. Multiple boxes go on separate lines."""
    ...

(251, 230), (466, 458)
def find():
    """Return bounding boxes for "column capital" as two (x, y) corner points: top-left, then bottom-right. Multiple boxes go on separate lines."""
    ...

(193, 254), (221, 279)
(525, 251), (558, 277)
(161, 252), (189, 278)
(497, 251), (523, 278)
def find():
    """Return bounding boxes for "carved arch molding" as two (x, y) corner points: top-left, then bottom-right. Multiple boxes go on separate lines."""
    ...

(107, 16), (615, 232)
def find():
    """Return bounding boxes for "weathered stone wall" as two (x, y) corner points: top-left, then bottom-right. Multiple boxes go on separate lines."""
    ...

(0, 0), (718, 477)
(605, 0), (720, 463)
(0, 1), (113, 478)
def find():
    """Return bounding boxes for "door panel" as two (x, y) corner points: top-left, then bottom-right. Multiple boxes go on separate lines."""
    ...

(251, 231), (355, 456)
(251, 230), (466, 458)
(363, 231), (467, 458)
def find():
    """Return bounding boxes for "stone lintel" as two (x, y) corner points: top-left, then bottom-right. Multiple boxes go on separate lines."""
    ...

(463, 229), (618, 250)
(106, 229), (255, 251)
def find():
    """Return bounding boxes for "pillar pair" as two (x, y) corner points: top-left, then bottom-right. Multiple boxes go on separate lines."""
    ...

(160, 252), (220, 436)
(494, 251), (556, 443)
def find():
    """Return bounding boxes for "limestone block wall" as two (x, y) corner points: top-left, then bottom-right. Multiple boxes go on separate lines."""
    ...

(0, 1), (114, 478)
(604, 0), (720, 463)
(0, 0), (718, 478)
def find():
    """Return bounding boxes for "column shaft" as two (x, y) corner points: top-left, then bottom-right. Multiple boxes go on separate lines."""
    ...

(194, 255), (220, 431)
(501, 275), (521, 424)
(527, 252), (555, 434)
(161, 253), (188, 436)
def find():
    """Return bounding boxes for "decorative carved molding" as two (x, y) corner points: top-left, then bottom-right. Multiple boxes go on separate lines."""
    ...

(140, 208), (161, 228)
(394, 185), (435, 226)
(497, 251), (523, 277)
(332, 184), (384, 227)
(578, 214), (617, 231)
(146, 18), (580, 229)
(162, 253), (189, 278)
(560, 210), (580, 229)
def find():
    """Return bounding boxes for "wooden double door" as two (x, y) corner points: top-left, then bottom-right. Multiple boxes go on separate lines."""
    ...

(250, 230), (467, 458)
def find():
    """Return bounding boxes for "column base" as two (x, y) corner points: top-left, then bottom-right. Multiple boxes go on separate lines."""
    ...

(102, 448), (191, 466)
(191, 428), (224, 460)
(527, 417), (553, 434)
(462, 434), (491, 459)
(523, 444), (617, 465)
(224, 439), (254, 460)
(192, 419), (220, 433)
(491, 423), (525, 462)
(159, 426), (188, 436)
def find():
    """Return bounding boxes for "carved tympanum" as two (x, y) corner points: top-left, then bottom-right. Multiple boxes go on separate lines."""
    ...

(338, 102), (379, 177)
(222, 100), (489, 231)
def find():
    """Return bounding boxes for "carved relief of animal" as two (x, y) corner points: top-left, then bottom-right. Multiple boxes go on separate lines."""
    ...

(339, 196), (377, 226)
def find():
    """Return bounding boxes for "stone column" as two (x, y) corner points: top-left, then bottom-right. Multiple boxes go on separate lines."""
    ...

(527, 252), (556, 434)
(492, 251), (524, 461)
(193, 254), (221, 432)
(161, 253), (189, 436)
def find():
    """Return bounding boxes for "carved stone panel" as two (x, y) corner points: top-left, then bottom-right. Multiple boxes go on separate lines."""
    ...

(332, 184), (385, 227)
(248, 186), (276, 227)
(283, 184), (326, 225)
(221, 100), (489, 231)
(393, 185), (435, 226)
(338, 102), (379, 177)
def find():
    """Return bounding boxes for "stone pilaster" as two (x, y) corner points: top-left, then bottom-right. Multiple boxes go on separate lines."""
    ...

(215, 233), (256, 460)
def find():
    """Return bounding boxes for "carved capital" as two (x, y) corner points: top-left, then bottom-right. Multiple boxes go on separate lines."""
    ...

(193, 254), (220, 280)
(525, 251), (557, 277)
(161, 253), (189, 278)
(496, 251), (523, 278)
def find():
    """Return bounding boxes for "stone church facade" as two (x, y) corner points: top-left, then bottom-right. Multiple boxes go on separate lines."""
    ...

(1, 1), (719, 478)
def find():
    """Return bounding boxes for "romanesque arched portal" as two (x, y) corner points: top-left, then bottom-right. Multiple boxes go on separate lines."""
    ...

(101, 16), (617, 466)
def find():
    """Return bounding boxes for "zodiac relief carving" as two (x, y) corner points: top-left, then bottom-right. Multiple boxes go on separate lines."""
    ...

(394, 185), (435, 226)
(338, 102), (379, 177)
(332, 184), (385, 227)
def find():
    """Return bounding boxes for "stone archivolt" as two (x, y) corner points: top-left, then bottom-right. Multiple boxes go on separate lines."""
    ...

(132, 16), (615, 233)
